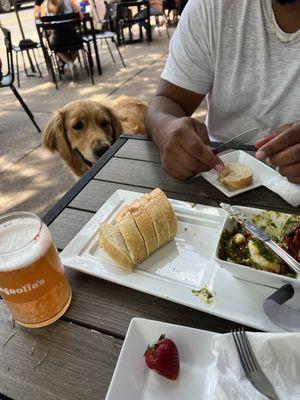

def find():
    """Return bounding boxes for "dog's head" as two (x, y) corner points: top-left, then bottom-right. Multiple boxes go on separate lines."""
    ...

(43, 100), (122, 176)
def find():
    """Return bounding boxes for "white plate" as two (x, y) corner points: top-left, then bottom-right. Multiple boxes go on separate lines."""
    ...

(214, 205), (300, 289)
(201, 150), (278, 197)
(61, 190), (299, 332)
(105, 318), (216, 400)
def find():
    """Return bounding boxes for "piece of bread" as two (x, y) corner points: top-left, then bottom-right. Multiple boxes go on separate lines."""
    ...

(139, 194), (170, 246)
(115, 204), (130, 223)
(150, 188), (177, 239)
(99, 222), (134, 271)
(129, 200), (158, 255)
(218, 163), (253, 189)
(117, 211), (147, 264)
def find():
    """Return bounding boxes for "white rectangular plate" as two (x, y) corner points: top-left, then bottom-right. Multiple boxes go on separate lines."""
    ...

(201, 150), (278, 197)
(215, 205), (300, 288)
(105, 318), (216, 400)
(60, 190), (297, 332)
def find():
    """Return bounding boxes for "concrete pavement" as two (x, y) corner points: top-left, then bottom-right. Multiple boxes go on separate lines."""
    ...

(0, 8), (206, 217)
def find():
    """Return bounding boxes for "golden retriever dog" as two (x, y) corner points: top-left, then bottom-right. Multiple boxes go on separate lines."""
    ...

(43, 97), (147, 176)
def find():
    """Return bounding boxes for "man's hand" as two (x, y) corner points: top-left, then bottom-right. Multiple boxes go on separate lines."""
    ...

(157, 117), (224, 181)
(255, 122), (300, 184)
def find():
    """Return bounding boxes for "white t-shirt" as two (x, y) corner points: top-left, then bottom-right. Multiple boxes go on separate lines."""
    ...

(161, 0), (300, 141)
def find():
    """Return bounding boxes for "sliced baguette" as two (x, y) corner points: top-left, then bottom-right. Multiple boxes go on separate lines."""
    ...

(129, 200), (158, 255)
(118, 211), (147, 264)
(99, 222), (134, 271)
(139, 194), (169, 246)
(150, 188), (177, 239)
(218, 162), (253, 189)
(115, 204), (130, 223)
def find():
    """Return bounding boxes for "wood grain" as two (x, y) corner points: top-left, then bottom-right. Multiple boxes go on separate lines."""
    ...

(95, 157), (298, 212)
(68, 180), (221, 213)
(63, 269), (243, 337)
(0, 302), (122, 400)
(49, 208), (94, 250)
(116, 139), (160, 163)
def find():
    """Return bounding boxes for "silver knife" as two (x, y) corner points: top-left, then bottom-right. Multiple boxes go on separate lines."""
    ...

(213, 128), (259, 154)
(220, 203), (300, 275)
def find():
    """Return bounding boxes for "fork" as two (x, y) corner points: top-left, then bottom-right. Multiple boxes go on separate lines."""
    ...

(231, 328), (280, 400)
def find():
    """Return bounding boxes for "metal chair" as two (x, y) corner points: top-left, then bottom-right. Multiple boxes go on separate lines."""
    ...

(82, 6), (126, 68)
(12, 38), (43, 88)
(0, 26), (41, 133)
(39, 13), (94, 86)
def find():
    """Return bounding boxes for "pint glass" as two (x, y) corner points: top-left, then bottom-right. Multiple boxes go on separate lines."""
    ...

(0, 211), (72, 328)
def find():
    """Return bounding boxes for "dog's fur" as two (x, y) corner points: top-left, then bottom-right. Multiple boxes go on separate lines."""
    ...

(43, 97), (147, 176)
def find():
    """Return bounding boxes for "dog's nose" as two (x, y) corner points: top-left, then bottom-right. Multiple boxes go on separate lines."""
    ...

(93, 142), (110, 158)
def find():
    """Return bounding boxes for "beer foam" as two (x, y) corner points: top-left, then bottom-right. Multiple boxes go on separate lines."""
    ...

(0, 217), (53, 271)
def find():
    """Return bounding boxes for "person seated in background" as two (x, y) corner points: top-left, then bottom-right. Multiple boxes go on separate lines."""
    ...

(164, 0), (179, 25)
(41, 0), (83, 80)
(146, 0), (300, 183)
(34, 0), (44, 19)
(134, 0), (163, 37)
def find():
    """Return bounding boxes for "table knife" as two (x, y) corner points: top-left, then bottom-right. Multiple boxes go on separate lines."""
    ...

(220, 203), (300, 275)
(213, 128), (259, 154)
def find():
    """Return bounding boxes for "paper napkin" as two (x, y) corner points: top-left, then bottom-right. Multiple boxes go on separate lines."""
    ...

(207, 332), (300, 400)
(264, 176), (300, 207)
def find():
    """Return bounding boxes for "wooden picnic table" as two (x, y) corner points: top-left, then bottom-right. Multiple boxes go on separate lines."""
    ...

(0, 135), (298, 400)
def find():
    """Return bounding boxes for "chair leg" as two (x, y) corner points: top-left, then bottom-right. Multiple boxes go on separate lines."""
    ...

(50, 53), (59, 90)
(87, 50), (95, 85)
(113, 38), (126, 68)
(32, 49), (42, 77)
(10, 84), (41, 132)
(104, 38), (116, 64)
(82, 50), (90, 76)
(21, 51), (30, 77)
(78, 52), (83, 70)
(15, 51), (20, 88)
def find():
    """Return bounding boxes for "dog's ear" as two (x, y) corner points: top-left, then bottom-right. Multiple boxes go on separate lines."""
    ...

(107, 107), (123, 142)
(43, 109), (87, 177)
(43, 109), (65, 151)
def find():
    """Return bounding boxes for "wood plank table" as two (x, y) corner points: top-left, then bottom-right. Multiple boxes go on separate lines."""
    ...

(1, 136), (298, 400)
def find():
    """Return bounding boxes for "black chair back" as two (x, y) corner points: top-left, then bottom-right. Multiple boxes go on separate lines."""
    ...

(39, 13), (83, 52)
(0, 25), (14, 80)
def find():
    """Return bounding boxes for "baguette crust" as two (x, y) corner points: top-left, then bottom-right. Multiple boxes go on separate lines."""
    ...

(139, 195), (169, 246)
(118, 211), (147, 264)
(218, 163), (253, 189)
(129, 200), (158, 255)
(150, 188), (177, 239)
(99, 222), (134, 271)
(115, 205), (130, 223)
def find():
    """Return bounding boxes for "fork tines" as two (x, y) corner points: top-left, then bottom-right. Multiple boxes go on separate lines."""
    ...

(231, 328), (280, 400)
(232, 327), (258, 375)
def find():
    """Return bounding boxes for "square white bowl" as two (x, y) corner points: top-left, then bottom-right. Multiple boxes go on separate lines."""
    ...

(214, 205), (300, 288)
(201, 150), (278, 197)
(105, 318), (216, 400)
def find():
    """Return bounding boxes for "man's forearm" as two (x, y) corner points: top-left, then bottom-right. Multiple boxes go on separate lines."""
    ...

(145, 95), (187, 147)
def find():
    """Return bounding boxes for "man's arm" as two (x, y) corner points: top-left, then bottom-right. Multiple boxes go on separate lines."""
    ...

(145, 79), (223, 180)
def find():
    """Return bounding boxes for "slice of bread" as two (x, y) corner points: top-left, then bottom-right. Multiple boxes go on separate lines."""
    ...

(99, 222), (134, 271)
(218, 163), (253, 189)
(117, 211), (147, 264)
(150, 188), (177, 240)
(115, 204), (130, 223)
(129, 200), (158, 256)
(139, 194), (169, 246)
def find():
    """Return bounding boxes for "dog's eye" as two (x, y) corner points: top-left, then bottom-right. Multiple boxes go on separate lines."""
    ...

(73, 121), (84, 130)
(101, 120), (109, 128)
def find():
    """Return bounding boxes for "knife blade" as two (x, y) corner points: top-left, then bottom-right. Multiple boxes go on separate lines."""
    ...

(220, 203), (300, 275)
(213, 128), (259, 154)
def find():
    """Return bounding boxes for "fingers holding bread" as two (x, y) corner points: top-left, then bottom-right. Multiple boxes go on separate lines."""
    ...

(99, 189), (177, 270)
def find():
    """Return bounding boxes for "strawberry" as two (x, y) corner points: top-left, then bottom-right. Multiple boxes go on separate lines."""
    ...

(144, 334), (180, 380)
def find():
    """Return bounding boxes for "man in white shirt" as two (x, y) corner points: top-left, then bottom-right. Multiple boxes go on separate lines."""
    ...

(145, 0), (300, 183)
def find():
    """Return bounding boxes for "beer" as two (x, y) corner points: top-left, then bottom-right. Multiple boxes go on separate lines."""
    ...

(0, 212), (71, 328)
